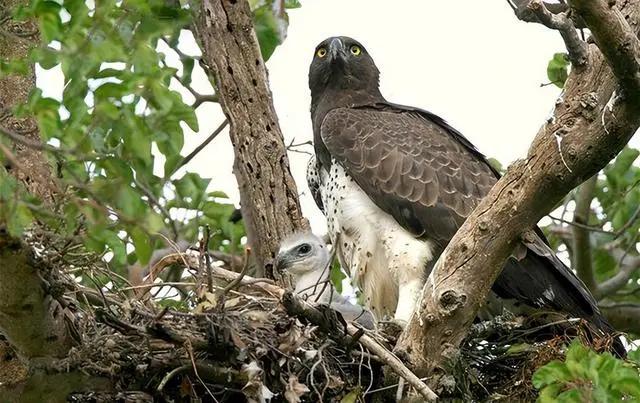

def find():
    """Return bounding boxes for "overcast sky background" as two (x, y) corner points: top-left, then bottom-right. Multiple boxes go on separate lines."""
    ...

(180, 0), (569, 232)
(37, 0), (635, 233)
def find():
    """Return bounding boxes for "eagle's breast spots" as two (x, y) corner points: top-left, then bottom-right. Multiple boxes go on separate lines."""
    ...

(308, 155), (434, 320)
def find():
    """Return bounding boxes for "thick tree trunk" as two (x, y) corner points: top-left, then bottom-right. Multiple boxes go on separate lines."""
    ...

(396, 0), (640, 385)
(0, 0), (73, 365)
(194, 0), (308, 282)
(0, 0), (55, 202)
(0, 233), (75, 358)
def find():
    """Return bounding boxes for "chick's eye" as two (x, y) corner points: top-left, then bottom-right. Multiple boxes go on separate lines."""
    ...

(350, 45), (361, 56)
(297, 244), (311, 255)
(316, 48), (327, 58)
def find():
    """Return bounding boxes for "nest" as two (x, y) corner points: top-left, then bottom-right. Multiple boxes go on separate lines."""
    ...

(15, 230), (620, 402)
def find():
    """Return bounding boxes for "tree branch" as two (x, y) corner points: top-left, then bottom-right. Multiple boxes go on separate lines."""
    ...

(518, 0), (588, 66)
(173, 120), (228, 175)
(193, 0), (308, 281)
(572, 175), (597, 291)
(596, 245), (640, 298)
(571, 0), (640, 98)
(599, 303), (640, 334)
(396, 0), (640, 385)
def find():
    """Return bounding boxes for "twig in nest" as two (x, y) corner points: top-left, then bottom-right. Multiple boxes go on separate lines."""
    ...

(309, 342), (331, 401)
(156, 362), (248, 395)
(281, 289), (438, 401)
(157, 365), (190, 394)
(185, 339), (216, 400)
(217, 248), (251, 309)
(345, 322), (438, 401)
(205, 226), (213, 293)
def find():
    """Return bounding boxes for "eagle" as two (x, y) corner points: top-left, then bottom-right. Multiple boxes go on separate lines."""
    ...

(306, 36), (621, 350)
(274, 232), (376, 329)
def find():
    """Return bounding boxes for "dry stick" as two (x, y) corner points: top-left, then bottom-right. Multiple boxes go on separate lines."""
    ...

(204, 226), (213, 293)
(217, 248), (251, 308)
(344, 322), (437, 401)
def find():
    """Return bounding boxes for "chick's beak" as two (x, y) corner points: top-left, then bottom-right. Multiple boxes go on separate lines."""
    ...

(274, 255), (288, 272)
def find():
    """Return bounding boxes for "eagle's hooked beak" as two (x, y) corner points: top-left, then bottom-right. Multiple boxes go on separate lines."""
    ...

(328, 37), (347, 64)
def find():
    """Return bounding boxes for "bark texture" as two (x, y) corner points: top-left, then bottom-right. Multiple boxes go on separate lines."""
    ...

(0, 0), (55, 202)
(396, 0), (640, 383)
(0, 0), (73, 363)
(0, 232), (74, 358)
(194, 0), (308, 281)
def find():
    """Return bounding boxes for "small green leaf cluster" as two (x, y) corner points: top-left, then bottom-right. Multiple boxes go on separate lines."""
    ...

(249, 0), (301, 60)
(592, 148), (640, 287)
(533, 342), (640, 402)
(547, 52), (569, 88)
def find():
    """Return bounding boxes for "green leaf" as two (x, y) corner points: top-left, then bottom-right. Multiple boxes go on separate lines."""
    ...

(330, 261), (346, 294)
(617, 375), (640, 397)
(628, 347), (640, 366)
(145, 211), (166, 233)
(555, 388), (584, 402)
(35, 1), (63, 42)
(607, 147), (640, 180)
(505, 343), (535, 355)
(173, 172), (210, 207)
(0, 59), (29, 76)
(284, 0), (302, 8)
(94, 82), (129, 99)
(172, 100), (199, 132)
(32, 46), (59, 69)
(181, 57), (194, 86)
(547, 53), (569, 88)
(487, 157), (503, 174)
(340, 387), (361, 403)
(253, 5), (282, 61)
(532, 361), (572, 388)
(130, 227), (152, 265)
(164, 154), (183, 178)
(538, 384), (562, 403)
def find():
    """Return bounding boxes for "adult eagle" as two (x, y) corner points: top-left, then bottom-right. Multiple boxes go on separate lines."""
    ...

(306, 36), (620, 346)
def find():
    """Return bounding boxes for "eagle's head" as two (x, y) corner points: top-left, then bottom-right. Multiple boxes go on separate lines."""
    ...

(274, 232), (330, 277)
(308, 36), (380, 101)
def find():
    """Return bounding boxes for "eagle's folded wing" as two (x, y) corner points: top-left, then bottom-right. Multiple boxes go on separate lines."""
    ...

(320, 106), (496, 244)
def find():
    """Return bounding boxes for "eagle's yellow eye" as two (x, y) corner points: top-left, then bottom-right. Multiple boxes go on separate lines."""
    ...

(350, 45), (362, 56)
(317, 48), (327, 58)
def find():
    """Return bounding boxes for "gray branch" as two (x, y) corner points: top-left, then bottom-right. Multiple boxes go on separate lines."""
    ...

(513, 0), (588, 66)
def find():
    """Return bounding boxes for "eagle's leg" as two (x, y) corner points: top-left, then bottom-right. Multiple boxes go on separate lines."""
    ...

(382, 235), (434, 325)
(394, 277), (424, 324)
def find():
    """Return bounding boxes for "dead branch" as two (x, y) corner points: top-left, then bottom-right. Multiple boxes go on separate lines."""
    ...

(517, 0), (588, 66)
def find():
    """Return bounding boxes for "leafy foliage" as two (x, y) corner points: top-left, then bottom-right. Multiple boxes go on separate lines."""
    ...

(0, 0), (297, 287)
(533, 342), (640, 402)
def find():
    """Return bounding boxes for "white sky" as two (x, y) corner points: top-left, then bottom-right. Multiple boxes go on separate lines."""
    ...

(38, 0), (622, 234)
(181, 0), (569, 232)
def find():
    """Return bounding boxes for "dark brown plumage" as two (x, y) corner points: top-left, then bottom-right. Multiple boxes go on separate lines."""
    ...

(307, 36), (623, 355)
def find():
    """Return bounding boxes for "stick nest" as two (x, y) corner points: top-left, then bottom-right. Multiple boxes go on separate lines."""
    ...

(13, 230), (620, 402)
